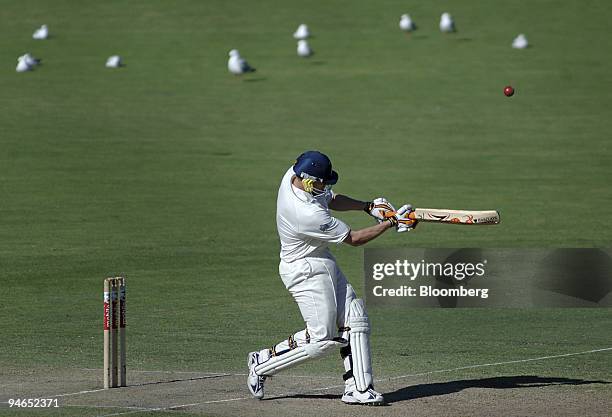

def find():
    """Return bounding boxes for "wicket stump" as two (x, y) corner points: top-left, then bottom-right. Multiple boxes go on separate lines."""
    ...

(104, 277), (126, 389)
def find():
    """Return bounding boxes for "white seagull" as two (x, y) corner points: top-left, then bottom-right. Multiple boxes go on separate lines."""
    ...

(293, 24), (310, 40)
(227, 49), (256, 75)
(16, 56), (32, 72)
(297, 40), (313, 57)
(399, 14), (416, 32)
(19, 53), (40, 67)
(105, 55), (123, 68)
(512, 34), (529, 49)
(33, 24), (49, 40)
(439, 13), (455, 33)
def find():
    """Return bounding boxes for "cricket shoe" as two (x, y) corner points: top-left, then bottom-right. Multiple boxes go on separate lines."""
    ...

(342, 381), (385, 406)
(247, 351), (266, 399)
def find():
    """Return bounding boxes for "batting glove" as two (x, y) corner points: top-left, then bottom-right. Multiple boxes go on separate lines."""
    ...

(365, 197), (397, 223)
(386, 204), (418, 232)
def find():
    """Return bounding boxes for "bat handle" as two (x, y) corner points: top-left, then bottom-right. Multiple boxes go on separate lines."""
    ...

(383, 211), (417, 220)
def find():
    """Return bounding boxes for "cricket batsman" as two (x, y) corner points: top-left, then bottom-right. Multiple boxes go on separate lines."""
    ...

(247, 150), (416, 405)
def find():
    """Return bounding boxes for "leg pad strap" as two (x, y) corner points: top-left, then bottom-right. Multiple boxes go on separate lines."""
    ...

(255, 339), (346, 376)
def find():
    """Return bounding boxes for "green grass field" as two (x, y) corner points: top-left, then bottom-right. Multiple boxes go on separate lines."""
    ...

(1, 1), (611, 416)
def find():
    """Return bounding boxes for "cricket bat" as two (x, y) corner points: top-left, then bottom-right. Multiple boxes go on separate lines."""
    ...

(387, 208), (500, 225)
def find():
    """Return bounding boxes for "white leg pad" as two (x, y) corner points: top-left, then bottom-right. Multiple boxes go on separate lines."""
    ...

(254, 339), (346, 376)
(349, 298), (373, 392)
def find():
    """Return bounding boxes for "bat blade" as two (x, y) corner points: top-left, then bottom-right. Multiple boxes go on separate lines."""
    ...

(409, 208), (500, 225)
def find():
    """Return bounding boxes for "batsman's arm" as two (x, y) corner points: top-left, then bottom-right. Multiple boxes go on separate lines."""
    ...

(343, 220), (394, 247)
(328, 194), (369, 212)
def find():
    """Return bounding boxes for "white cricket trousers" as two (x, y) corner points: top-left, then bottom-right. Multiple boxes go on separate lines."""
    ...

(268, 255), (357, 355)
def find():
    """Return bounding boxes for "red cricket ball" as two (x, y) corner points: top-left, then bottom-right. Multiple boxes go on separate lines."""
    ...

(504, 86), (515, 97)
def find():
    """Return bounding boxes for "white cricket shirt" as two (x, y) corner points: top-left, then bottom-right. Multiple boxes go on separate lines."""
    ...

(277, 167), (351, 263)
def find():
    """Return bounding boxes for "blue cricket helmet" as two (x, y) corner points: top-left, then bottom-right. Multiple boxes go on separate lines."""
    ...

(293, 151), (339, 185)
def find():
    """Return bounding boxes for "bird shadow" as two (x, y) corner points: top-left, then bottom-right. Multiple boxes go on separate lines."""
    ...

(271, 375), (609, 404)
(242, 77), (267, 82)
(206, 151), (232, 156)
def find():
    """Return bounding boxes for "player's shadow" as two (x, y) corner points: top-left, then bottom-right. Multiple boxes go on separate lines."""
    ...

(266, 393), (341, 401)
(273, 375), (609, 403)
(384, 375), (610, 403)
